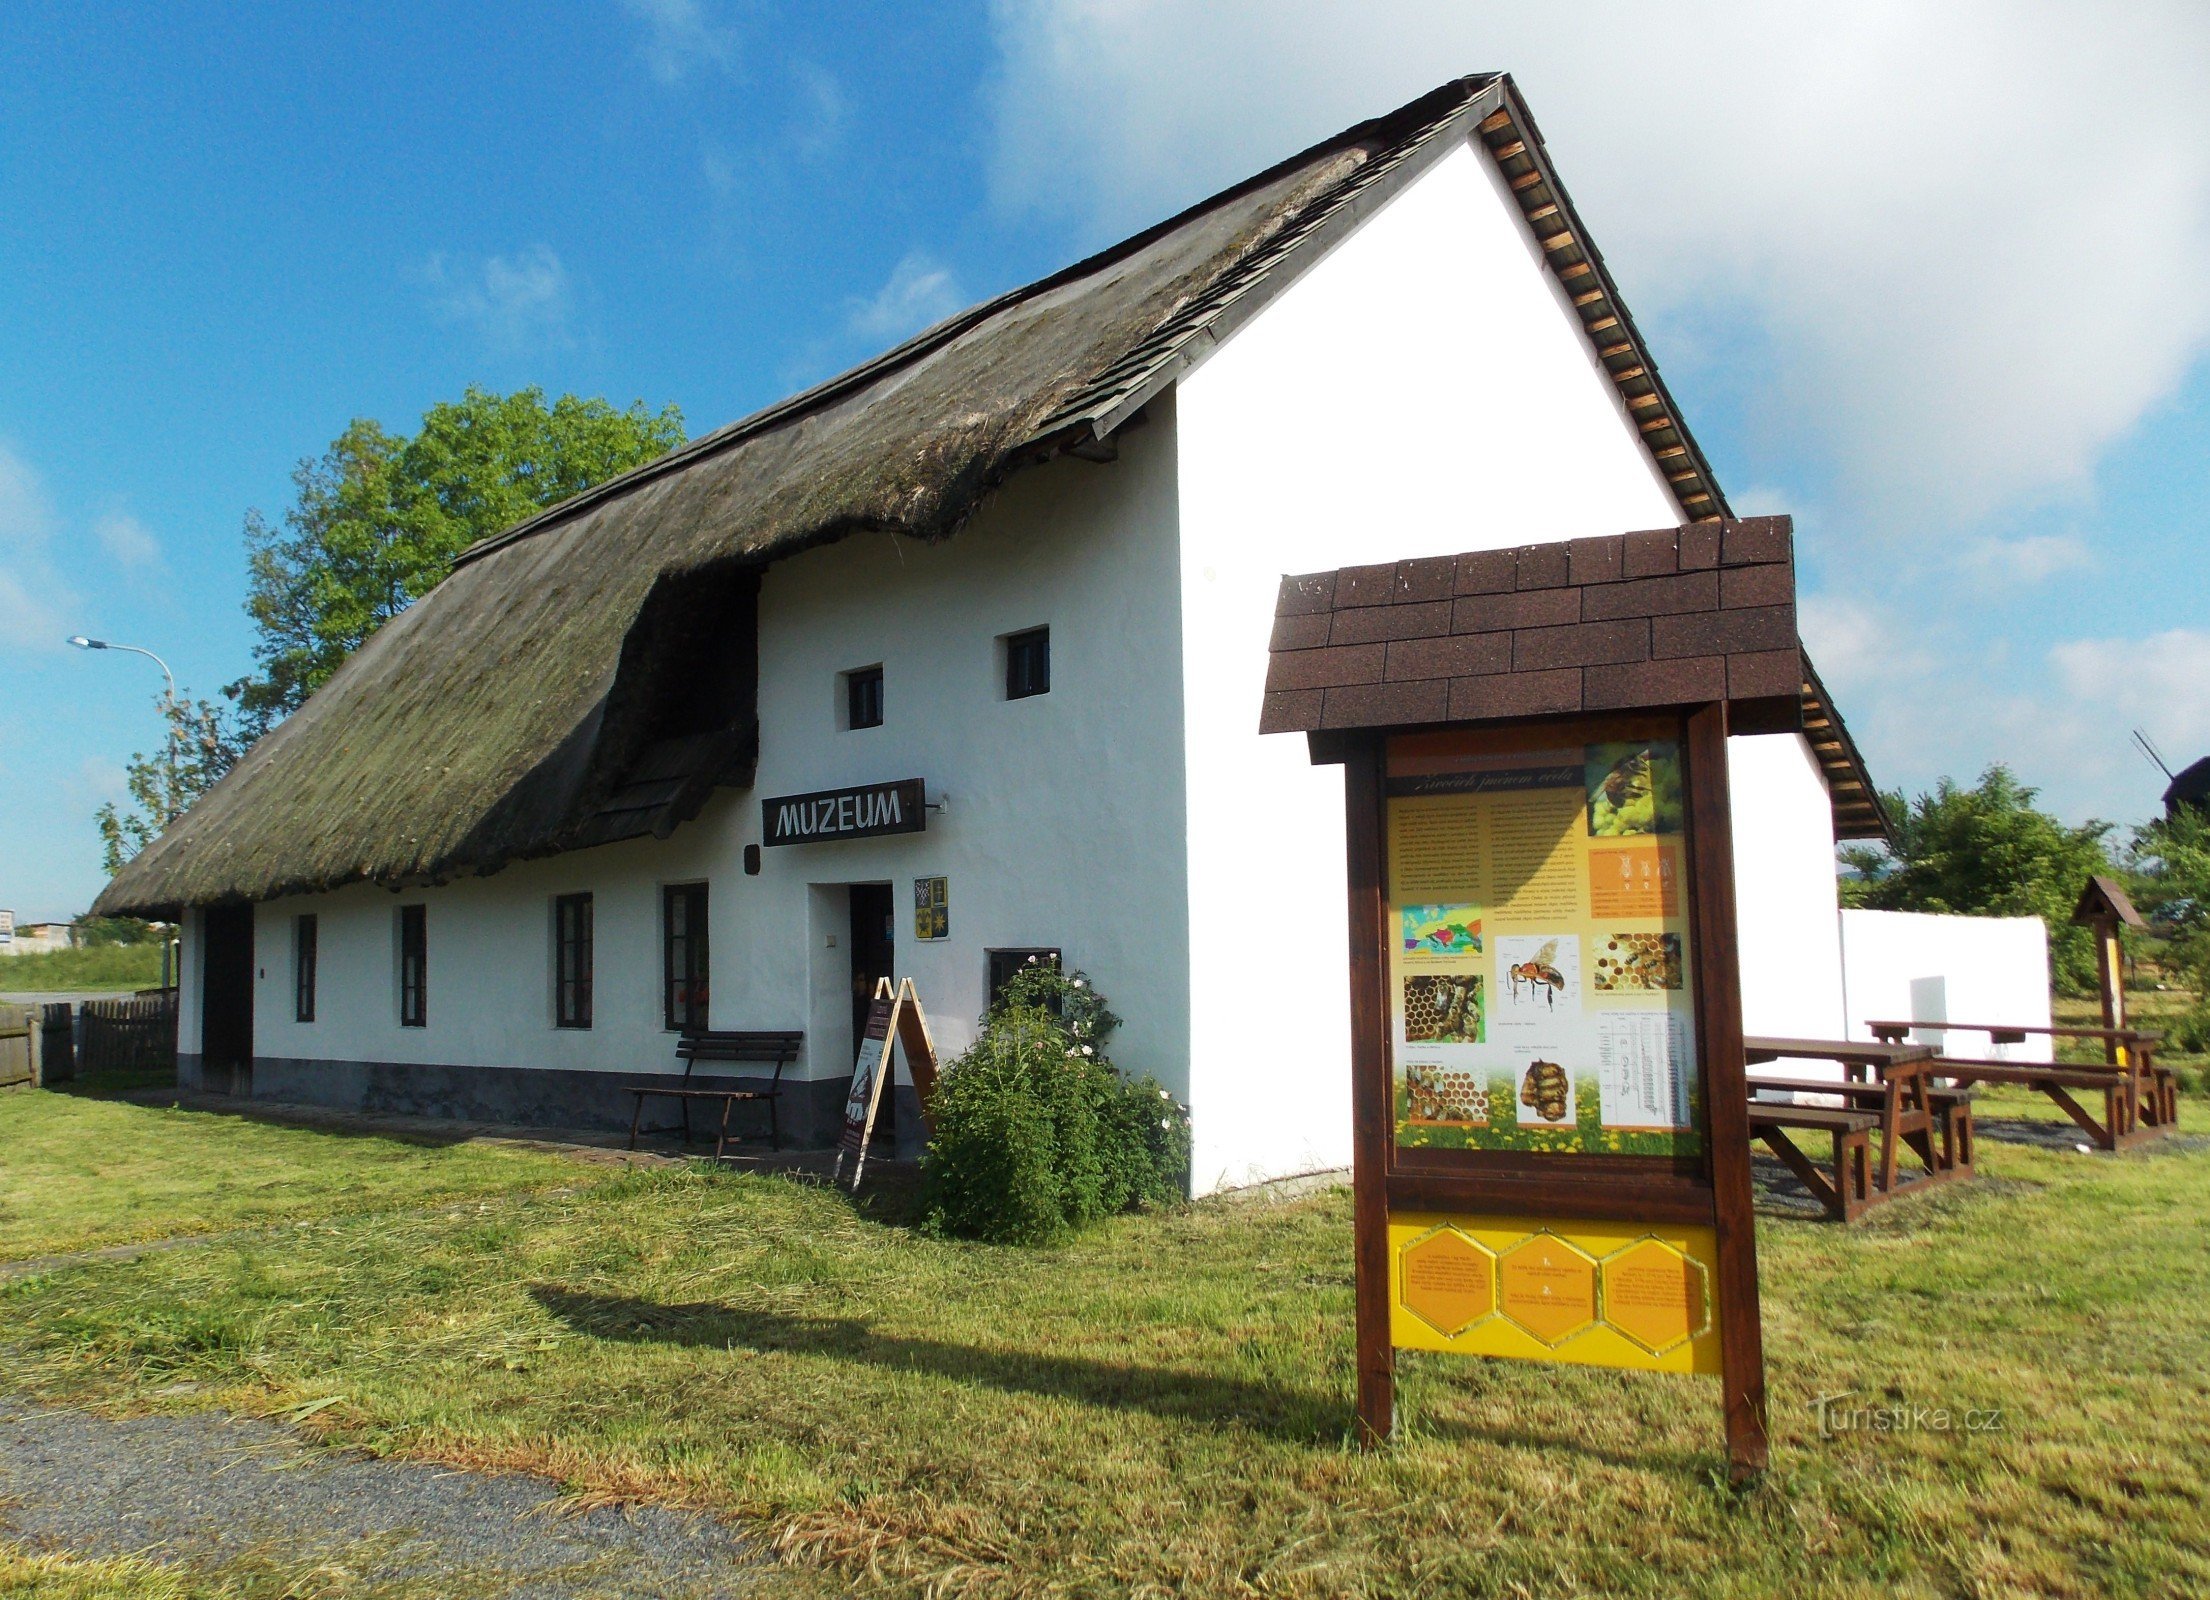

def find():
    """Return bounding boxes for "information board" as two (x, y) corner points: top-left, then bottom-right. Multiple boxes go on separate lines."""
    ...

(1386, 734), (1702, 1159)
(1342, 708), (1765, 1475)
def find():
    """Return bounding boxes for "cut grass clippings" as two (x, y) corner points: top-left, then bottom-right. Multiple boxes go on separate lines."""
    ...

(2, 1082), (2206, 1599)
(0, 1090), (590, 1261)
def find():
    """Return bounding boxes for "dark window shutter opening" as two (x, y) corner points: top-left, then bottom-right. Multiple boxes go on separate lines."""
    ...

(398, 905), (427, 1027)
(1004, 628), (1050, 700)
(663, 883), (710, 1031)
(846, 666), (884, 729)
(555, 893), (594, 1029)
(294, 915), (317, 1024)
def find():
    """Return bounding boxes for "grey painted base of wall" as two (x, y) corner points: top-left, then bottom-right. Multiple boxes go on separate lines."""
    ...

(176, 1052), (925, 1157)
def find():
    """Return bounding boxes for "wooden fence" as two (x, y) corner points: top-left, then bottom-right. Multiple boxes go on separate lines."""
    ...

(0, 1003), (29, 1088)
(81, 992), (178, 1078)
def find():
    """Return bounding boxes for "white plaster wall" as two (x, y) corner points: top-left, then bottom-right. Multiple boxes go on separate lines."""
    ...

(242, 420), (1191, 1096)
(1728, 733), (1847, 1039)
(1840, 910), (2055, 1063)
(1172, 135), (1692, 1191)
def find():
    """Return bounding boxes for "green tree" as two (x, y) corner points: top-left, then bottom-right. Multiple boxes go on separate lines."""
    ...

(94, 691), (247, 872)
(234, 387), (685, 727)
(2129, 807), (2210, 1042)
(1839, 765), (2115, 993)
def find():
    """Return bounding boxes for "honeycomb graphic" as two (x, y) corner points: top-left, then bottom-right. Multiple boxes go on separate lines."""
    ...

(1403, 973), (1481, 1043)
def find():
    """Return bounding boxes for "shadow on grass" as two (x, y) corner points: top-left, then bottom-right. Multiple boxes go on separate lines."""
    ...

(528, 1286), (1718, 1471)
(531, 1284), (1346, 1441)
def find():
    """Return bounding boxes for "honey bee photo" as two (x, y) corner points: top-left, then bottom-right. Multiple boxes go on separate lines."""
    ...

(1400, 1061), (1491, 1125)
(1592, 932), (1684, 992)
(1585, 741), (1683, 837)
(1496, 934), (1580, 1015)
(1518, 1058), (1572, 1123)
(1401, 972), (1484, 1043)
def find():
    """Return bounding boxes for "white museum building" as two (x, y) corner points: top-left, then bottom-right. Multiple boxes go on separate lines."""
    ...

(97, 76), (2047, 1193)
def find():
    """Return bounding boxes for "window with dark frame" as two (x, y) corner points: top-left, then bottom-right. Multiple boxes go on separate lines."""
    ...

(1003, 627), (1050, 700)
(845, 665), (884, 730)
(663, 882), (709, 1032)
(554, 893), (593, 1029)
(986, 947), (1062, 1003)
(398, 905), (427, 1027)
(293, 914), (317, 1024)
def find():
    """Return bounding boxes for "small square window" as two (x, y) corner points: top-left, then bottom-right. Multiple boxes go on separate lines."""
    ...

(1004, 628), (1050, 700)
(845, 665), (884, 730)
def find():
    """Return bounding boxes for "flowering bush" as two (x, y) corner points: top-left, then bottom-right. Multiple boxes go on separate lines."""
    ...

(921, 965), (1190, 1244)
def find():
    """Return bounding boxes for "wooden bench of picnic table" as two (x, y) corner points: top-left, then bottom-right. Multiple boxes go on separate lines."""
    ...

(1749, 1075), (1976, 1181)
(1746, 1101), (1881, 1222)
(1746, 1036), (1951, 1203)
(627, 1030), (802, 1161)
(1865, 1019), (2173, 1150)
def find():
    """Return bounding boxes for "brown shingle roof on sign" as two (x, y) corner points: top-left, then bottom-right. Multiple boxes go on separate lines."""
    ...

(1263, 518), (1799, 731)
(1259, 518), (1891, 843)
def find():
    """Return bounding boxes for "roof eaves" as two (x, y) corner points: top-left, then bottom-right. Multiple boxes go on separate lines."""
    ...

(1473, 82), (1732, 524)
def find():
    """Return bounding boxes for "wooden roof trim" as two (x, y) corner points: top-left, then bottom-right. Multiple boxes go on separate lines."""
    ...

(1474, 85), (1731, 526)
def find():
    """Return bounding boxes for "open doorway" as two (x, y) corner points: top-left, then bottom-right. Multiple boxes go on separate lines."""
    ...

(848, 882), (895, 1145)
(200, 902), (254, 1096)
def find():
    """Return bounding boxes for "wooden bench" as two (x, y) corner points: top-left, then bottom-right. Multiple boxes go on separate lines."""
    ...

(1747, 1100), (1879, 1222)
(1749, 1075), (1977, 1184)
(1866, 1020), (2174, 1150)
(627, 1031), (802, 1161)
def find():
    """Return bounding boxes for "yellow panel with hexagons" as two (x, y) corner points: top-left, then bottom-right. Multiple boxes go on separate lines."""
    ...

(1388, 1212), (1721, 1375)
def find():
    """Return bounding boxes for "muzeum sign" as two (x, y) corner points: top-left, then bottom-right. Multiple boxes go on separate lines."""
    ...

(761, 778), (927, 847)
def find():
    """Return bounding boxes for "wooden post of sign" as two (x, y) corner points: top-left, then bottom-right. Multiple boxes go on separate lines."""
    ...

(832, 978), (940, 1191)
(1684, 701), (1769, 1478)
(2071, 876), (2145, 1069)
(1344, 737), (1396, 1448)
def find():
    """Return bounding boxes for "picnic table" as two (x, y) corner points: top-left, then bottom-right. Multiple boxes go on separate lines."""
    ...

(1864, 1020), (2175, 1150)
(1743, 1036), (1974, 1221)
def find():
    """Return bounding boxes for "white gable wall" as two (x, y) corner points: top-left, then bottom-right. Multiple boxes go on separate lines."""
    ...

(1172, 133), (1834, 1189)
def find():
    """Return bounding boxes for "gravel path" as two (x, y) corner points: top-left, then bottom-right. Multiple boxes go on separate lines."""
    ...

(0, 1401), (764, 1597)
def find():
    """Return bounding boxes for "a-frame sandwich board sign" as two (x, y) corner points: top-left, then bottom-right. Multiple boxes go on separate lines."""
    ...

(832, 978), (940, 1191)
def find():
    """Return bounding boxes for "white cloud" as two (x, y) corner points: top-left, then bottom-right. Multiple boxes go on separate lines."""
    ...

(420, 246), (577, 355)
(1798, 593), (1931, 689)
(1956, 533), (2091, 584)
(985, 1), (2210, 529)
(93, 511), (162, 572)
(0, 440), (72, 650)
(619, 0), (737, 85)
(789, 61), (848, 161)
(2051, 629), (2210, 760)
(843, 252), (966, 348)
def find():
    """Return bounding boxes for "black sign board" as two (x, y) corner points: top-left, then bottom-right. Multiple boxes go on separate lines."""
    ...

(762, 778), (926, 847)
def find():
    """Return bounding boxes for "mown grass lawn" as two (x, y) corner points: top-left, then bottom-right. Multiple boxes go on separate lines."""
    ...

(0, 1089), (591, 1261)
(2, 1082), (2206, 1599)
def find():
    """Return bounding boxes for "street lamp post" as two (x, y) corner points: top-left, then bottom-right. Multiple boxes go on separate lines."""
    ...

(68, 635), (180, 825)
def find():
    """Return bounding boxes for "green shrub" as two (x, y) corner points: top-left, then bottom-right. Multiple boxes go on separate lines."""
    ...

(921, 966), (1190, 1244)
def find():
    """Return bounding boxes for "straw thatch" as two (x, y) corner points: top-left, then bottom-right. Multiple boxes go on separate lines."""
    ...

(97, 78), (1516, 916)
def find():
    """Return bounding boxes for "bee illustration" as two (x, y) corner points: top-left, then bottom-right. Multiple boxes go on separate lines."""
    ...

(1507, 939), (1568, 1007)
(1601, 750), (1651, 812)
(1520, 1059), (1569, 1122)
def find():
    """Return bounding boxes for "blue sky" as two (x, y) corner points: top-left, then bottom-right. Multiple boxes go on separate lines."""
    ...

(4, 1), (2207, 920)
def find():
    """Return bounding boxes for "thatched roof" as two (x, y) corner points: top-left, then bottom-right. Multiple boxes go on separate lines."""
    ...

(98, 73), (1759, 915)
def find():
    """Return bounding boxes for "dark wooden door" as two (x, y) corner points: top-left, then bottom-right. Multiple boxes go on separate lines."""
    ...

(200, 902), (255, 1095)
(848, 884), (895, 1141)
